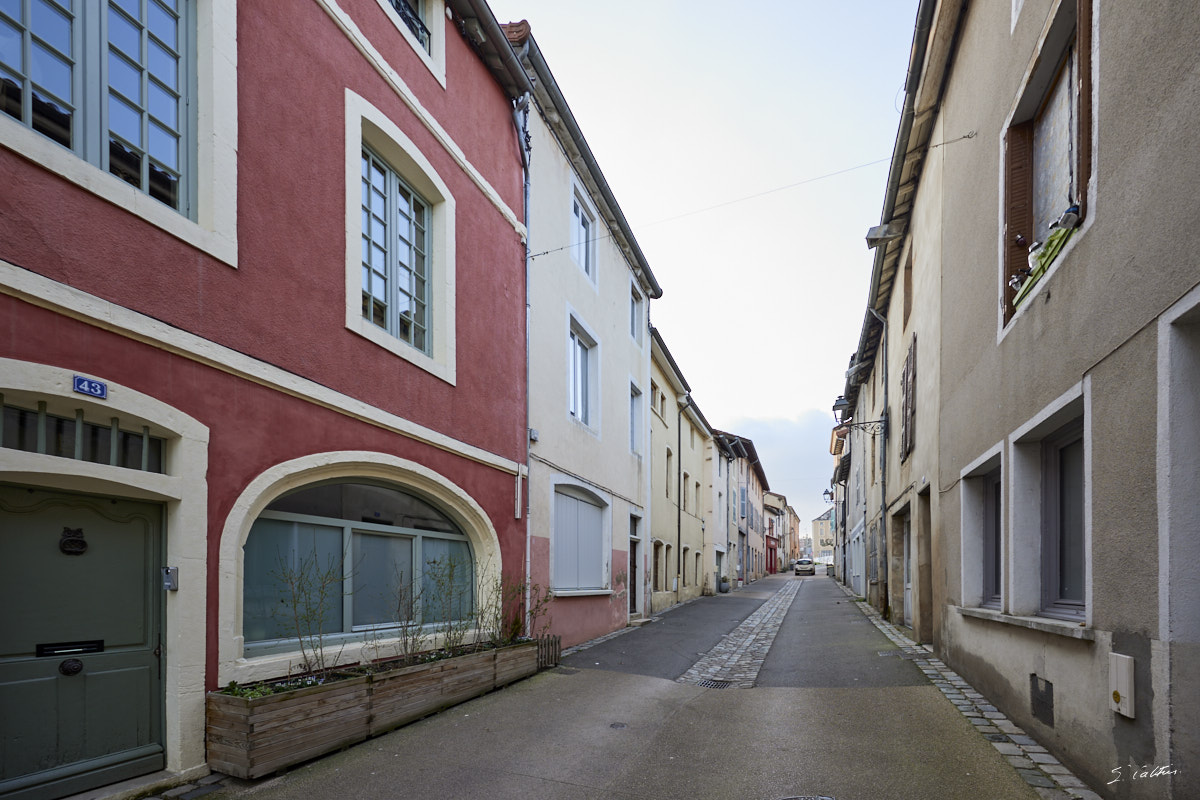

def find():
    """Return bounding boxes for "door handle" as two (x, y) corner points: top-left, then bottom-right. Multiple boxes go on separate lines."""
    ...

(59, 659), (84, 676)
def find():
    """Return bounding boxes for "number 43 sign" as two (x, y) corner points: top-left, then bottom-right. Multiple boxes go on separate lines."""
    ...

(73, 375), (108, 400)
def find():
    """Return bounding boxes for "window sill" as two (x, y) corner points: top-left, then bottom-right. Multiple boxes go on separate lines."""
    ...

(957, 606), (1094, 640)
(553, 589), (612, 598)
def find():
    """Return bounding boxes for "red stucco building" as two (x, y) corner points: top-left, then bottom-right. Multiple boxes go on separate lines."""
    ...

(0, 1), (530, 796)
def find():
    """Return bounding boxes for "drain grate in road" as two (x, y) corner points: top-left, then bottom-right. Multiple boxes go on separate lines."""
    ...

(877, 650), (921, 660)
(778, 796), (836, 799)
(695, 679), (734, 689)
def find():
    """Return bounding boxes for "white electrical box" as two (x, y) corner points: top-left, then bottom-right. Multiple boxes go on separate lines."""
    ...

(1110, 653), (1134, 718)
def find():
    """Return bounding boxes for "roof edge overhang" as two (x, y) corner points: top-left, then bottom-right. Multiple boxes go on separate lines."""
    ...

(842, 0), (965, 409)
(502, 21), (663, 299)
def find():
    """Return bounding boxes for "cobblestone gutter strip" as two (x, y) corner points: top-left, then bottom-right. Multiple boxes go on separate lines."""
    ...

(835, 582), (1102, 800)
(676, 579), (802, 688)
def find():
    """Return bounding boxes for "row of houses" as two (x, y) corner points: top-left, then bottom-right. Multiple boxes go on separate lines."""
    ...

(0, 2), (802, 798)
(827, 1), (1198, 797)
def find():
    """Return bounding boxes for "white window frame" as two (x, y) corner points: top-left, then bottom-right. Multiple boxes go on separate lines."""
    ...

(999, 0), (1094, 332)
(570, 190), (595, 279)
(1158, 283), (1200, 649)
(630, 282), (644, 344)
(1008, 381), (1090, 623)
(361, 145), (431, 353)
(566, 313), (598, 429)
(629, 381), (642, 454)
(243, 509), (474, 655)
(959, 443), (1003, 609)
(372, 0), (448, 88)
(550, 481), (611, 595)
(0, 0), (238, 265)
(345, 90), (456, 384)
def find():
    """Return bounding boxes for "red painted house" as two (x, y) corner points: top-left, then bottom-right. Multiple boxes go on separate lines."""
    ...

(0, 1), (529, 797)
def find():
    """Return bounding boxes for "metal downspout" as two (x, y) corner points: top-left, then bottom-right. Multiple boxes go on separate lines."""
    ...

(868, 306), (889, 615)
(676, 396), (689, 597)
(511, 85), (533, 634)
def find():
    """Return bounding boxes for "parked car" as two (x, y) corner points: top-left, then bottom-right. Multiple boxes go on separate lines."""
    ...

(794, 558), (815, 576)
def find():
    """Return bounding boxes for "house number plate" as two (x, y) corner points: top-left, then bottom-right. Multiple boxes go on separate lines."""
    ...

(73, 376), (108, 399)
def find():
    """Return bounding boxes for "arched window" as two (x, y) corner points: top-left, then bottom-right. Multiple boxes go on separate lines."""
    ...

(242, 481), (472, 653)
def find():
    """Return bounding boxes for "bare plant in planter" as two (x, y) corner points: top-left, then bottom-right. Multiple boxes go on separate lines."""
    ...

(272, 547), (347, 681)
(208, 554), (551, 779)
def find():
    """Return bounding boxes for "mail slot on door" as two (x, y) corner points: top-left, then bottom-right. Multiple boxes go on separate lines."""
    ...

(36, 640), (104, 657)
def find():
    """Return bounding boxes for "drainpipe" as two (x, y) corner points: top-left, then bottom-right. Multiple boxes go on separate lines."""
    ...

(868, 306), (889, 615)
(511, 86), (533, 634)
(676, 393), (692, 597)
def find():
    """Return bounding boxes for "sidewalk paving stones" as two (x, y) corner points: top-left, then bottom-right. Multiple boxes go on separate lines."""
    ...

(832, 581), (1100, 799)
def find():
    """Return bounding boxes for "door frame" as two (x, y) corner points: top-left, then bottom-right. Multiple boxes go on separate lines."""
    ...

(0, 358), (211, 788)
(0, 484), (166, 800)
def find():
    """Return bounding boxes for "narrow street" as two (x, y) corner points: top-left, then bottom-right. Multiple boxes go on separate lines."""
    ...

(201, 574), (1096, 800)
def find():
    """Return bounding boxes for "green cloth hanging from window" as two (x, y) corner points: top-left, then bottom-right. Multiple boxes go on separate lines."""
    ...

(1014, 226), (1076, 308)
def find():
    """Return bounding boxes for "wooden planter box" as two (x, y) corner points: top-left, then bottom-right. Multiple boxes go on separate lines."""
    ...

(206, 641), (539, 779)
(206, 674), (371, 780)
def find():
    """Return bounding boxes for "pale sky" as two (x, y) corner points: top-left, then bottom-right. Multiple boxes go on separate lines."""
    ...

(486, 0), (920, 526)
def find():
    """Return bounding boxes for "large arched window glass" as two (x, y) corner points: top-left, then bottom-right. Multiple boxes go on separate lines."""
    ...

(243, 481), (473, 653)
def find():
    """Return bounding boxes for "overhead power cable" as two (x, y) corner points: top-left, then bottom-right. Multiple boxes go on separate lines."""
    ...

(527, 153), (891, 260)
(528, 132), (975, 261)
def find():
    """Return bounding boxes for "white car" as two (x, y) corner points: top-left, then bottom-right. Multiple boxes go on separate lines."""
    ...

(794, 558), (815, 576)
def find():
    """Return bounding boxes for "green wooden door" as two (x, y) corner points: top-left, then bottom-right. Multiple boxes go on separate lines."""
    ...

(0, 485), (164, 800)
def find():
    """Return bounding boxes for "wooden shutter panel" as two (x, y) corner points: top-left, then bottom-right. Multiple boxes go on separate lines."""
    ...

(907, 334), (917, 456)
(899, 334), (917, 462)
(1075, 0), (1092, 221)
(1004, 122), (1034, 321)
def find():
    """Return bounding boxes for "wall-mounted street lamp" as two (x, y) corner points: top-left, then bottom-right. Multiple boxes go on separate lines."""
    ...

(832, 395), (887, 435)
(832, 395), (852, 420)
(822, 489), (835, 504)
(840, 418), (887, 435)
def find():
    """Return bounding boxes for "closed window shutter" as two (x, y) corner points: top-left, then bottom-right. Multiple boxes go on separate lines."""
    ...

(900, 334), (917, 462)
(1074, 0), (1092, 220)
(1004, 122), (1034, 321)
(554, 490), (605, 590)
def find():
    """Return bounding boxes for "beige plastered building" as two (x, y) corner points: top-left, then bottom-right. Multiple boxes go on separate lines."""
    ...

(649, 328), (712, 610)
(835, 1), (1200, 794)
(507, 22), (662, 646)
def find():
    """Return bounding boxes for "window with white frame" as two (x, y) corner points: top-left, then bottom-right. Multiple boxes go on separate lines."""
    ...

(1008, 388), (1086, 622)
(570, 194), (594, 277)
(362, 146), (430, 353)
(387, 0), (430, 52)
(630, 284), (643, 343)
(568, 321), (595, 425)
(629, 383), (641, 453)
(0, 0), (194, 213)
(348, 97), (455, 382)
(1003, 0), (1091, 320)
(553, 485), (607, 591)
(682, 471), (690, 512)
(1041, 419), (1085, 619)
(982, 467), (1002, 608)
(243, 482), (473, 653)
